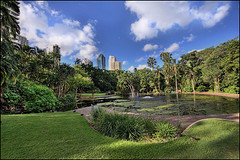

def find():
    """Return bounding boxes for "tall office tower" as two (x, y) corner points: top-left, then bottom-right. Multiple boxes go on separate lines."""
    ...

(17, 35), (28, 46)
(82, 58), (93, 66)
(108, 56), (116, 70)
(96, 53), (106, 69)
(115, 61), (122, 70)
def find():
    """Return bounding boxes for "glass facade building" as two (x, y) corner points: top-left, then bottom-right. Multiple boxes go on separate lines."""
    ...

(97, 53), (106, 69)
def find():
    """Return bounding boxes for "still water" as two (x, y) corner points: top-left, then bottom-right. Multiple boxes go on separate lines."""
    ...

(96, 94), (239, 115)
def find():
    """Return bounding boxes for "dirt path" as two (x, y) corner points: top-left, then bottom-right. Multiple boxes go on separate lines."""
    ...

(76, 106), (239, 130)
(184, 92), (239, 99)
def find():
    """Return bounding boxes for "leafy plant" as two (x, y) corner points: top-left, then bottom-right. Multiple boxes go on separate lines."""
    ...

(57, 94), (76, 111)
(152, 120), (177, 142)
(196, 86), (208, 92)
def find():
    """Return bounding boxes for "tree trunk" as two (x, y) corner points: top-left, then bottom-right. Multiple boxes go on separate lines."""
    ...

(174, 65), (178, 93)
(214, 77), (220, 92)
(191, 78), (195, 93)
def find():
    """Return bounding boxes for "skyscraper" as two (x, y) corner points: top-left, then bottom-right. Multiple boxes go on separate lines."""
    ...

(108, 56), (121, 70)
(108, 56), (116, 70)
(96, 53), (106, 69)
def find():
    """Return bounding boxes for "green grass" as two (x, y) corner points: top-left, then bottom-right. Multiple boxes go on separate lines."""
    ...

(80, 93), (106, 97)
(1, 112), (239, 159)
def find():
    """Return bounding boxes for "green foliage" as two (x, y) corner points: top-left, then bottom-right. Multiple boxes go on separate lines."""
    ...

(2, 89), (22, 107)
(152, 121), (178, 142)
(224, 86), (239, 94)
(19, 80), (61, 112)
(57, 94), (76, 111)
(2, 79), (61, 113)
(196, 86), (208, 92)
(90, 108), (148, 141)
(90, 108), (178, 142)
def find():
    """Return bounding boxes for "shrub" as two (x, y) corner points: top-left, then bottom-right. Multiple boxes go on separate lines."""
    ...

(3, 79), (61, 113)
(152, 120), (177, 142)
(196, 86), (208, 92)
(90, 108), (147, 141)
(224, 86), (239, 94)
(183, 85), (193, 92)
(164, 88), (171, 93)
(18, 80), (60, 112)
(57, 94), (76, 111)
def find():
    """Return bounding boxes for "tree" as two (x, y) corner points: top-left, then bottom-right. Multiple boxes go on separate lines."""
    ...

(0, 0), (20, 96)
(147, 57), (157, 70)
(117, 71), (139, 97)
(160, 52), (174, 91)
(0, 0), (20, 38)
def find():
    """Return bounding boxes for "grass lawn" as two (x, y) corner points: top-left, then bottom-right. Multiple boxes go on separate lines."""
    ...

(1, 111), (239, 159)
(80, 93), (106, 97)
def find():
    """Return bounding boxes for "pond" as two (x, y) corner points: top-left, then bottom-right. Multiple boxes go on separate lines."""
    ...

(96, 94), (239, 115)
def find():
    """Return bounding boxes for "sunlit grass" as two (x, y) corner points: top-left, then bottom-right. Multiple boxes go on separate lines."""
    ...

(1, 111), (239, 159)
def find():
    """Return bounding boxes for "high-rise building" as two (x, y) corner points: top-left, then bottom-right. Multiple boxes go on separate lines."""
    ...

(82, 58), (93, 66)
(108, 56), (121, 70)
(17, 35), (28, 46)
(108, 56), (116, 70)
(96, 53), (106, 69)
(115, 61), (122, 70)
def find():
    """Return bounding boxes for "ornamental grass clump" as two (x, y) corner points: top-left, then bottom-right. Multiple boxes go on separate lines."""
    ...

(90, 107), (148, 141)
(90, 108), (178, 142)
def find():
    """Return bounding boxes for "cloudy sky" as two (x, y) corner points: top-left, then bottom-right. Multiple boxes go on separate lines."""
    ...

(19, 1), (239, 71)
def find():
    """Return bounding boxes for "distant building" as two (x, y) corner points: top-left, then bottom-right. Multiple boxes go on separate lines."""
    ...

(96, 53), (106, 69)
(45, 44), (61, 67)
(45, 44), (60, 54)
(82, 58), (93, 66)
(115, 61), (121, 70)
(17, 35), (28, 46)
(108, 56), (121, 70)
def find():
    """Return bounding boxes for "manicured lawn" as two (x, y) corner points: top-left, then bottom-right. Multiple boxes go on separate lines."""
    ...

(1, 111), (239, 159)
(80, 93), (106, 97)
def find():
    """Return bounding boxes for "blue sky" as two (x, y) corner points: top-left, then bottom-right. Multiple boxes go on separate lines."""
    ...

(19, 1), (239, 71)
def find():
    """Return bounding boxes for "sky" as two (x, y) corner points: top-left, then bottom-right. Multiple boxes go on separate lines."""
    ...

(19, 1), (239, 71)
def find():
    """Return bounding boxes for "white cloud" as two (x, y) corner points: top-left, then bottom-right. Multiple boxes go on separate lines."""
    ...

(192, 2), (230, 28)
(125, 1), (230, 41)
(184, 33), (195, 42)
(128, 66), (135, 72)
(62, 19), (80, 27)
(122, 61), (127, 65)
(164, 43), (179, 53)
(19, 1), (98, 60)
(136, 57), (145, 62)
(143, 44), (158, 52)
(137, 64), (150, 70)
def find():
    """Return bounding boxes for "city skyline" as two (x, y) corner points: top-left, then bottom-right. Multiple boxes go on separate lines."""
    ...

(19, 1), (239, 71)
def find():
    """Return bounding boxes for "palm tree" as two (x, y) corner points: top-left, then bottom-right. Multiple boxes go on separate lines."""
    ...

(0, 0), (20, 97)
(147, 57), (157, 70)
(0, 0), (20, 39)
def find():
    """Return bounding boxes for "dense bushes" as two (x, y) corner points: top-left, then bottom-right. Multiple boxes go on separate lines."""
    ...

(2, 79), (61, 113)
(90, 107), (178, 142)
(57, 94), (77, 111)
(196, 86), (208, 92)
(224, 86), (239, 94)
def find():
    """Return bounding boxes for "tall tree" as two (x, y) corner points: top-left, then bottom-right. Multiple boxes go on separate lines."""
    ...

(147, 57), (157, 70)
